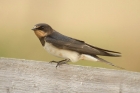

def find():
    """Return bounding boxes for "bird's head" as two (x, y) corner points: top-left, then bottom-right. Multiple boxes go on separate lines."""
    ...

(32, 23), (53, 38)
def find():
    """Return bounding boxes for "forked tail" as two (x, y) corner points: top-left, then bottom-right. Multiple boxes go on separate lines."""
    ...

(95, 56), (124, 69)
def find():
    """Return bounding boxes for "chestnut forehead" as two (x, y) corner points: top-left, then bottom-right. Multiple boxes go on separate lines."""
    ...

(33, 25), (37, 28)
(33, 25), (40, 29)
(33, 23), (50, 29)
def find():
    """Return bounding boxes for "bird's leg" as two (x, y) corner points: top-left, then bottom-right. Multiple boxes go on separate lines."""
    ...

(56, 59), (70, 68)
(49, 59), (67, 63)
(49, 59), (70, 68)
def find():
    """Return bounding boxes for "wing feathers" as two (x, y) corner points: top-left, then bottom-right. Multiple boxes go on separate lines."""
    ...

(86, 44), (121, 54)
(45, 32), (121, 57)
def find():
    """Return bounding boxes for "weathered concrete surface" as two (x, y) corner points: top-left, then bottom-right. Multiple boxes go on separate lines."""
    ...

(0, 57), (140, 93)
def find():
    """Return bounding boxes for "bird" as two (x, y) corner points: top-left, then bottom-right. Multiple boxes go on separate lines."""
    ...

(32, 23), (123, 69)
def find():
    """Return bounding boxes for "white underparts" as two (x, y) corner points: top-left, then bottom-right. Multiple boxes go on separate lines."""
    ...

(80, 54), (99, 61)
(44, 42), (99, 62)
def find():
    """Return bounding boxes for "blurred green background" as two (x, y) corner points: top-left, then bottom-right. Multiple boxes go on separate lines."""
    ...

(0, 0), (140, 72)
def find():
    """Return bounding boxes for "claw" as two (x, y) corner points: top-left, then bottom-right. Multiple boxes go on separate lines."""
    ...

(49, 61), (57, 63)
(56, 63), (59, 68)
(49, 59), (70, 68)
(56, 61), (69, 68)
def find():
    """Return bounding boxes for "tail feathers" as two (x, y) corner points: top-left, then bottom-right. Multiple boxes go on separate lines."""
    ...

(105, 51), (121, 57)
(86, 44), (121, 57)
(95, 56), (124, 69)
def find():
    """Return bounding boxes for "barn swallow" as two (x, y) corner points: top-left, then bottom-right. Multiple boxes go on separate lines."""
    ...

(32, 23), (123, 69)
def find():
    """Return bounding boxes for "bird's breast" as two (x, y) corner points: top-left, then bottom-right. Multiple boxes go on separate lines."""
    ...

(43, 42), (80, 62)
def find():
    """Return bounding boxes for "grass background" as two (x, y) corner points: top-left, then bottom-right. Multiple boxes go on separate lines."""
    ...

(0, 0), (140, 72)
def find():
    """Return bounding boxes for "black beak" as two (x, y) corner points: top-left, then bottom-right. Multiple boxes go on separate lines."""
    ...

(31, 28), (36, 31)
(32, 26), (39, 31)
(31, 27), (38, 31)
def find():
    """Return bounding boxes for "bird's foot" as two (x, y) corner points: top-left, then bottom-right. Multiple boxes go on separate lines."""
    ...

(56, 61), (69, 68)
(49, 60), (58, 63)
(49, 59), (70, 68)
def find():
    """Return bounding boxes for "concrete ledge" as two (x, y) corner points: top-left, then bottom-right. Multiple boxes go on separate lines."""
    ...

(0, 57), (140, 93)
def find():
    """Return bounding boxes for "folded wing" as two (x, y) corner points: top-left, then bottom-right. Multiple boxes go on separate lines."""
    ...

(45, 31), (121, 57)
